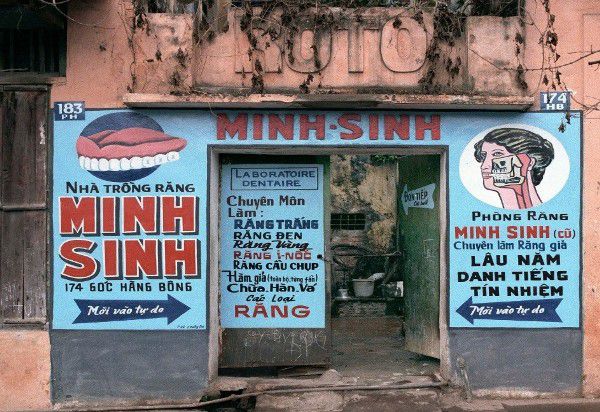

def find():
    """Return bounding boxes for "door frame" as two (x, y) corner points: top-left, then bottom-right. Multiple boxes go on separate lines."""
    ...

(216, 154), (332, 368)
(207, 145), (449, 380)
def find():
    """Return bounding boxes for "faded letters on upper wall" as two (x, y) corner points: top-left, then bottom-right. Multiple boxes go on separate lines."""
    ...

(52, 109), (581, 329)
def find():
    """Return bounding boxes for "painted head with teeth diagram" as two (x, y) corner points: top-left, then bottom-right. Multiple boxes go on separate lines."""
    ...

(474, 128), (554, 210)
(76, 112), (187, 182)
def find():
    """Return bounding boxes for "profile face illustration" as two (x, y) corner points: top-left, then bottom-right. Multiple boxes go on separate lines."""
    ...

(76, 112), (187, 182)
(474, 128), (554, 209)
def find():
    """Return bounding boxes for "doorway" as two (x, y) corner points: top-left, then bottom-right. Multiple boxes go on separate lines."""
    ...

(329, 154), (441, 381)
(218, 154), (331, 370)
(212, 148), (446, 381)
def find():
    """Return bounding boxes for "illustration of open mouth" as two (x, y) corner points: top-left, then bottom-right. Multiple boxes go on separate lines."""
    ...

(75, 113), (187, 182)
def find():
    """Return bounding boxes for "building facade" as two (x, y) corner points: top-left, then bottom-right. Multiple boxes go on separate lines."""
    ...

(0, 0), (599, 409)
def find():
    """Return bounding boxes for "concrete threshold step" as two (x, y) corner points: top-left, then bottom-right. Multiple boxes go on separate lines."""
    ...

(211, 371), (444, 412)
(254, 386), (443, 412)
(213, 370), (440, 393)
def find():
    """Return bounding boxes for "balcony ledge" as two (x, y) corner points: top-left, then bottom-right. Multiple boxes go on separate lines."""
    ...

(123, 92), (534, 111)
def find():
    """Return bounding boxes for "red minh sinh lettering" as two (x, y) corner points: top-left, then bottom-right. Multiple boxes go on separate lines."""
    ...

(58, 195), (201, 281)
(217, 113), (441, 141)
(59, 195), (199, 236)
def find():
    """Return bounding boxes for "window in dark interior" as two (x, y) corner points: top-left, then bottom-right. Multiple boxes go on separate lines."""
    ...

(331, 213), (367, 230)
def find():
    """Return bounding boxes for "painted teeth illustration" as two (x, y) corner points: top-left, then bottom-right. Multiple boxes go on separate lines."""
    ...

(75, 113), (187, 182)
(77, 152), (180, 172)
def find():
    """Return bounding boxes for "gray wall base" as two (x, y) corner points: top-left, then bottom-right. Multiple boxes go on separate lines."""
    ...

(50, 331), (209, 404)
(449, 329), (582, 393)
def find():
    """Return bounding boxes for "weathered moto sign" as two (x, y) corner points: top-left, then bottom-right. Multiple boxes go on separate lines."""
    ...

(195, 9), (442, 89)
(231, 11), (428, 75)
(53, 110), (581, 329)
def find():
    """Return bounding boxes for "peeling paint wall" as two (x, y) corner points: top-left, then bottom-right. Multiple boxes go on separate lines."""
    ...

(51, 2), (529, 106)
(33, 0), (600, 403)
(330, 155), (397, 290)
(0, 331), (51, 412)
(52, 0), (194, 107)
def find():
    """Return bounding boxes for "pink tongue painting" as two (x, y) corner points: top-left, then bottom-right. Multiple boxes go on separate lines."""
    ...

(76, 127), (187, 159)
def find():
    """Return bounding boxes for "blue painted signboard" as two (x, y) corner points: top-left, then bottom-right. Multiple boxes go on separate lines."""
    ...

(52, 112), (205, 330)
(220, 164), (325, 328)
(53, 110), (581, 329)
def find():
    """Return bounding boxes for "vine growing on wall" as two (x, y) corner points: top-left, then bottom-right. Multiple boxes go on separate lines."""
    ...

(36, 0), (600, 129)
(195, 0), (529, 95)
(462, 0), (600, 129)
(198, 0), (600, 128)
(522, 0), (599, 129)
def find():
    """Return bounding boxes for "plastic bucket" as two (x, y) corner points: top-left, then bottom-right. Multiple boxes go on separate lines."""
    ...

(352, 279), (375, 297)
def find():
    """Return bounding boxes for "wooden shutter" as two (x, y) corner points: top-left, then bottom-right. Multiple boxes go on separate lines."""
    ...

(0, 87), (48, 324)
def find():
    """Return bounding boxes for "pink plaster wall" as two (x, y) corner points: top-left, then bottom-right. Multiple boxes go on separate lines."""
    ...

(49, 0), (600, 396)
(52, 0), (193, 107)
(0, 331), (51, 411)
(50, 3), (529, 103)
(582, 14), (600, 396)
(518, 1), (600, 396)
(532, 2), (600, 397)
